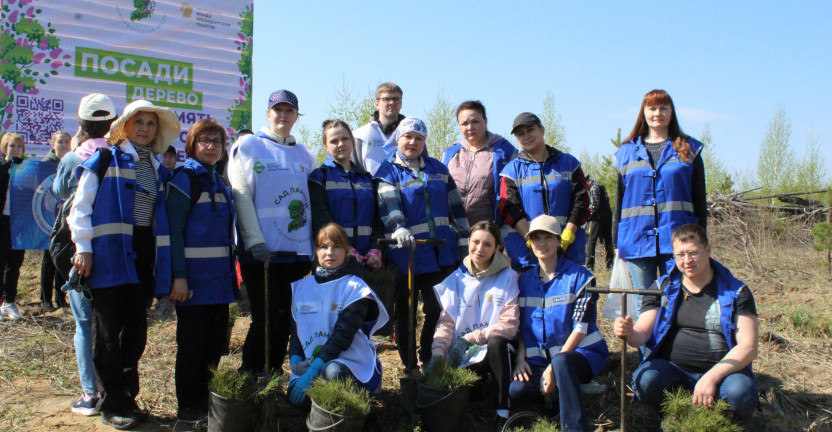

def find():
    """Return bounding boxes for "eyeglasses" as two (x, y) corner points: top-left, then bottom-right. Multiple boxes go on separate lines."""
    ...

(196, 137), (224, 147)
(377, 96), (401, 104)
(673, 249), (704, 261)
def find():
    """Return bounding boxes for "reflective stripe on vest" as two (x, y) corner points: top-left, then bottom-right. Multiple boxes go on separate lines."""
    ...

(525, 330), (604, 359)
(620, 201), (694, 219)
(614, 137), (703, 259)
(380, 158), (458, 274)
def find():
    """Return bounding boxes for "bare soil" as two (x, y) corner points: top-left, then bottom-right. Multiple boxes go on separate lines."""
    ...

(1, 217), (831, 431)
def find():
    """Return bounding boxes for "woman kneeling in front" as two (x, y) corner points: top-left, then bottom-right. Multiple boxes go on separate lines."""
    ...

(287, 223), (389, 405)
(509, 215), (608, 432)
(429, 220), (519, 431)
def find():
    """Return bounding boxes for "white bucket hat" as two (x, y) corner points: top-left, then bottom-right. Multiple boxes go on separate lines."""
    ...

(108, 100), (181, 154)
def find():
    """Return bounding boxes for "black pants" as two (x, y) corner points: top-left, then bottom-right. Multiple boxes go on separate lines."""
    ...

(585, 218), (613, 270)
(41, 250), (66, 307)
(0, 215), (24, 303)
(91, 226), (155, 413)
(240, 261), (310, 373)
(175, 304), (229, 412)
(395, 265), (454, 368)
(468, 336), (512, 410)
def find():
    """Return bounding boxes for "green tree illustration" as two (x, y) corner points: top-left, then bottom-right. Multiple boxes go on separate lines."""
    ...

(1, 0), (70, 130)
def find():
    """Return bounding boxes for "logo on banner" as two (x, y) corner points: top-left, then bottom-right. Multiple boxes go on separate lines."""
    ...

(116, 1), (167, 33)
(32, 174), (61, 234)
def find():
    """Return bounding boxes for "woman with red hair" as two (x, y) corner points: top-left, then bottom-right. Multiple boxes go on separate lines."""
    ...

(613, 90), (707, 309)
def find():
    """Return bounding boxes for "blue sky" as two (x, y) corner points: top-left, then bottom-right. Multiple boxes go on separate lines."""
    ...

(250, 2), (831, 177)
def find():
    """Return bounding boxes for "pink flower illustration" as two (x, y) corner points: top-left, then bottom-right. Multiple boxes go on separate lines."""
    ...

(50, 48), (63, 59)
(8, 10), (19, 24)
(33, 53), (45, 63)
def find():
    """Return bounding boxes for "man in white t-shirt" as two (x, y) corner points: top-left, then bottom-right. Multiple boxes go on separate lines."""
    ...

(351, 82), (404, 175)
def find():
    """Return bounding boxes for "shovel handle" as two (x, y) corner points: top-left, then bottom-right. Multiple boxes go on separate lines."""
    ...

(378, 239), (447, 246)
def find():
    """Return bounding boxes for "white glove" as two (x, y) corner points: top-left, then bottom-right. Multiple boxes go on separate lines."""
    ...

(392, 227), (415, 249)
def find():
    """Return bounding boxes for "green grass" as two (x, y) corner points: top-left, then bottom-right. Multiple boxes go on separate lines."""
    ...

(228, 302), (240, 327)
(306, 377), (371, 417)
(778, 305), (832, 338)
(417, 357), (480, 390)
(660, 388), (742, 432)
(509, 418), (560, 432)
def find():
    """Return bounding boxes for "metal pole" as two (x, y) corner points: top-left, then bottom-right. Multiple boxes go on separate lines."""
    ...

(620, 292), (628, 432)
(264, 262), (270, 374)
(585, 286), (662, 432)
(378, 238), (446, 372)
(407, 245), (416, 372)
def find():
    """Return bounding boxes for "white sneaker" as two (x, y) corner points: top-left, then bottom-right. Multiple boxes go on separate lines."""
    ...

(1, 302), (24, 321)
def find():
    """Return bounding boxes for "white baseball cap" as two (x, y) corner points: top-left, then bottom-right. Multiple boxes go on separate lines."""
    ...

(78, 93), (117, 121)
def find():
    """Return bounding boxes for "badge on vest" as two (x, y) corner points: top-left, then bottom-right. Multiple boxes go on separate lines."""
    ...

(486, 293), (506, 308)
(295, 301), (320, 315)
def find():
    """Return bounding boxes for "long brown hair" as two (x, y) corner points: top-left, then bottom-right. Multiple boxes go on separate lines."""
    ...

(624, 89), (692, 162)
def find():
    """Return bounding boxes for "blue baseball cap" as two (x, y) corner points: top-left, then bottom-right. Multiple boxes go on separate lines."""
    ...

(267, 90), (299, 111)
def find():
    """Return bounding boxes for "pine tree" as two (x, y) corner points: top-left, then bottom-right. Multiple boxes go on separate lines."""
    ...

(540, 91), (569, 153)
(699, 124), (734, 196)
(756, 105), (796, 194)
(423, 86), (459, 158)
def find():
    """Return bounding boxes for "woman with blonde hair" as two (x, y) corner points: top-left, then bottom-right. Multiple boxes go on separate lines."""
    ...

(0, 133), (27, 321)
(69, 99), (180, 429)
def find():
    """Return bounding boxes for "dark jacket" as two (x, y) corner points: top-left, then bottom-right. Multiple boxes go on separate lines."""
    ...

(288, 257), (380, 362)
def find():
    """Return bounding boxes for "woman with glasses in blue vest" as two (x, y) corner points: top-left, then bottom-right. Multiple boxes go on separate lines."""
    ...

(509, 215), (608, 432)
(613, 89), (707, 313)
(69, 100), (179, 430)
(375, 117), (470, 370)
(163, 119), (238, 424)
(499, 112), (590, 270)
(309, 119), (383, 269)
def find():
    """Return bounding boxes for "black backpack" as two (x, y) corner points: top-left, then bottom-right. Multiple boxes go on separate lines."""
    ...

(49, 148), (113, 280)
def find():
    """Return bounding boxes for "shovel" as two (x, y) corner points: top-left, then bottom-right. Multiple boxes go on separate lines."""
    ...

(585, 286), (663, 432)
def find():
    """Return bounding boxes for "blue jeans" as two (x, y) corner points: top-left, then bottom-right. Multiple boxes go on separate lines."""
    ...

(320, 360), (382, 394)
(626, 255), (672, 318)
(508, 352), (593, 432)
(68, 288), (97, 394)
(633, 358), (758, 420)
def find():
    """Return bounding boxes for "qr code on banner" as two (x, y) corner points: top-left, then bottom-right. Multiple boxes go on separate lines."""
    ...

(15, 96), (65, 146)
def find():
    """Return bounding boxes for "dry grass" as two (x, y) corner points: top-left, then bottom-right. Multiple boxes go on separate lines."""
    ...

(1, 209), (831, 431)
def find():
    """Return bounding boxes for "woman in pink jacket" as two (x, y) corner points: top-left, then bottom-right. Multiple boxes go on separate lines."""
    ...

(428, 220), (519, 430)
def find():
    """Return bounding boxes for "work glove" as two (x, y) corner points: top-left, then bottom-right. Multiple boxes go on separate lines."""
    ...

(560, 229), (575, 250)
(289, 358), (325, 405)
(250, 242), (271, 263)
(423, 355), (443, 374)
(290, 355), (313, 376)
(392, 227), (415, 249)
(447, 338), (472, 367)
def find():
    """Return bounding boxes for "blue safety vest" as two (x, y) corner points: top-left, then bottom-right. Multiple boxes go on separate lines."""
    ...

(441, 137), (517, 224)
(644, 258), (753, 375)
(501, 148), (587, 269)
(309, 158), (376, 255)
(164, 158), (238, 305)
(615, 137), (703, 259)
(80, 146), (171, 293)
(518, 258), (609, 376)
(376, 157), (458, 275)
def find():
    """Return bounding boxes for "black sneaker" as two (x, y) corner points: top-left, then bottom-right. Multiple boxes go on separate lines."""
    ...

(71, 393), (100, 416)
(101, 410), (139, 430)
(177, 408), (208, 424)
